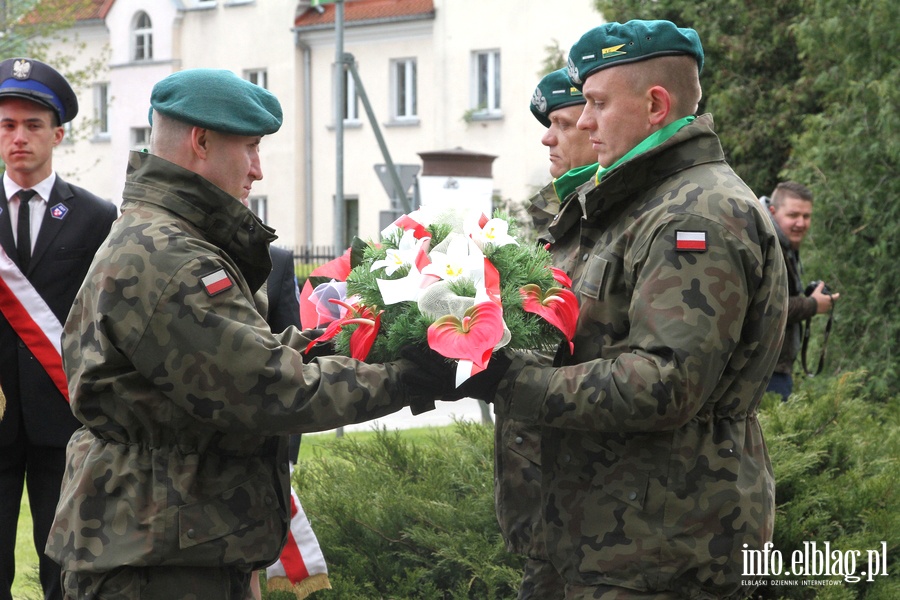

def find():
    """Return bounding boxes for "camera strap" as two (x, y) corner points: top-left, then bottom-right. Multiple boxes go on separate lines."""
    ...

(801, 295), (835, 376)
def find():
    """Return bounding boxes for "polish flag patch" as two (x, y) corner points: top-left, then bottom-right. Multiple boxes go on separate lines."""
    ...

(675, 230), (707, 252)
(201, 269), (234, 296)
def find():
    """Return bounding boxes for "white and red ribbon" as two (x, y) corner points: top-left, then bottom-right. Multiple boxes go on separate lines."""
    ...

(265, 476), (331, 599)
(0, 245), (69, 401)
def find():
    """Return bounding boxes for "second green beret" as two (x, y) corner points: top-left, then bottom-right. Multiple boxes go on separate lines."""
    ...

(530, 67), (585, 128)
(149, 68), (283, 136)
(567, 19), (704, 89)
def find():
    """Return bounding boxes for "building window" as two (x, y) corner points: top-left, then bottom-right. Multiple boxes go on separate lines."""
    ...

(93, 83), (109, 138)
(471, 50), (501, 116)
(132, 127), (151, 150)
(334, 63), (358, 124)
(390, 58), (417, 121)
(344, 196), (358, 242)
(245, 69), (267, 89)
(133, 11), (153, 61)
(248, 195), (267, 223)
(62, 121), (74, 144)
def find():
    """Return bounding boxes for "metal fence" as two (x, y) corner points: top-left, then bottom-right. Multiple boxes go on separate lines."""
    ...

(286, 245), (340, 282)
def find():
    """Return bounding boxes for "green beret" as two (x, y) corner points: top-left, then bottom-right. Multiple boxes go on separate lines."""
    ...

(149, 69), (282, 136)
(530, 67), (585, 128)
(567, 20), (703, 89)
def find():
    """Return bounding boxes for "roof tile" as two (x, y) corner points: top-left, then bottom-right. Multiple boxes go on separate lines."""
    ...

(295, 0), (435, 28)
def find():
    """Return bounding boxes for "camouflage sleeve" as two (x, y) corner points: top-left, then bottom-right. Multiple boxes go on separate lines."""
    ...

(504, 215), (761, 432)
(124, 255), (411, 435)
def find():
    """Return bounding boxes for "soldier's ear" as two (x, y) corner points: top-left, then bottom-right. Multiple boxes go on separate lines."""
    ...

(647, 85), (671, 127)
(190, 127), (209, 158)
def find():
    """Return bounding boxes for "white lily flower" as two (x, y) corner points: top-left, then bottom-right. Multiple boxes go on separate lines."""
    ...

(370, 229), (420, 275)
(422, 233), (485, 282)
(470, 217), (518, 250)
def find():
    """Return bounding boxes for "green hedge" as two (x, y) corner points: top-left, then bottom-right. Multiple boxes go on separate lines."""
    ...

(273, 374), (898, 599)
(288, 422), (521, 599)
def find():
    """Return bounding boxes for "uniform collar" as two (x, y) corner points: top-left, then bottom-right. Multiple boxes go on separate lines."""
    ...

(548, 114), (724, 240)
(123, 150), (277, 292)
(4, 171), (56, 202)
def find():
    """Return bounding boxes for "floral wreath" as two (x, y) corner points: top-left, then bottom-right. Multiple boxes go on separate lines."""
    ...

(300, 206), (577, 385)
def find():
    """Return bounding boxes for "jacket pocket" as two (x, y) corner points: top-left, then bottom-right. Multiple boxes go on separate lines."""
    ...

(577, 253), (610, 301)
(177, 475), (278, 549)
(580, 440), (650, 512)
(503, 421), (541, 466)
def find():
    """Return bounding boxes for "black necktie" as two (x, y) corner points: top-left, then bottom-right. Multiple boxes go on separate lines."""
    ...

(16, 189), (37, 271)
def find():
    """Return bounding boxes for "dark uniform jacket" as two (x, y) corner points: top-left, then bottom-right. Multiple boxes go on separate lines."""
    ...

(770, 219), (817, 375)
(493, 115), (787, 599)
(0, 175), (117, 448)
(47, 151), (413, 573)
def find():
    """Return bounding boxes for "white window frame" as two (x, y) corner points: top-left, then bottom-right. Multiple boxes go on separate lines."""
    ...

(334, 63), (359, 124)
(244, 68), (267, 89)
(390, 58), (417, 122)
(471, 49), (501, 117)
(249, 195), (267, 223)
(131, 127), (151, 151)
(132, 11), (153, 62)
(93, 82), (110, 138)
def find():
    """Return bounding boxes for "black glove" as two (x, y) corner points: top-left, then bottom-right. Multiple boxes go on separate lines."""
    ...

(454, 349), (513, 402)
(398, 345), (460, 407)
(301, 328), (334, 362)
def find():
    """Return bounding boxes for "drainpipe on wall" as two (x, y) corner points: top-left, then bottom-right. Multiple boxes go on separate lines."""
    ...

(294, 32), (314, 250)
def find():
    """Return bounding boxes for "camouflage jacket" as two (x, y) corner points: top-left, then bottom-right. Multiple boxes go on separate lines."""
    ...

(494, 115), (787, 598)
(494, 169), (595, 559)
(47, 151), (413, 573)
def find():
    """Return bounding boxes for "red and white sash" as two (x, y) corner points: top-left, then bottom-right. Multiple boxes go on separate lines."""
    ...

(0, 245), (69, 401)
(265, 471), (331, 599)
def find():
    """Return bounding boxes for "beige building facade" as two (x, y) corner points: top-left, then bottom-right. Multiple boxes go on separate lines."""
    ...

(47, 0), (600, 252)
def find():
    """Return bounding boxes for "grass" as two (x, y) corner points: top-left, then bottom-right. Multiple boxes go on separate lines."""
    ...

(12, 493), (41, 600)
(13, 425), (451, 597)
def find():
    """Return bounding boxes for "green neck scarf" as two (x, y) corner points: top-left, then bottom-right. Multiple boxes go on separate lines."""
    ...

(553, 162), (599, 203)
(595, 115), (695, 183)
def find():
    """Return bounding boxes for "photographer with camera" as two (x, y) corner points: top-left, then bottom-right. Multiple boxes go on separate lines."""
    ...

(764, 181), (840, 400)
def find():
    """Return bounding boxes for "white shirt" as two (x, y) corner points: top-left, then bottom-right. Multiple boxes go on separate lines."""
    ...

(4, 171), (57, 252)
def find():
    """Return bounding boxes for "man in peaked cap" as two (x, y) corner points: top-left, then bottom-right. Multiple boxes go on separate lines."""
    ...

(0, 58), (117, 600)
(46, 69), (445, 599)
(426, 19), (788, 599)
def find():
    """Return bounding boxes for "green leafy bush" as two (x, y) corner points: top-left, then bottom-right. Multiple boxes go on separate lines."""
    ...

(289, 422), (521, 599)
(270, 374), (898, 600)
(753, 373), (899, 599)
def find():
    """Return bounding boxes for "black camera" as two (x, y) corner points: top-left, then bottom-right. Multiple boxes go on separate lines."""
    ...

(804, 280), (832, 296)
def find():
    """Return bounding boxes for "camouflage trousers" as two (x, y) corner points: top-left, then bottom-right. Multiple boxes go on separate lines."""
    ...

(62, 565), (253, 600)
(518, 557), (565, 600)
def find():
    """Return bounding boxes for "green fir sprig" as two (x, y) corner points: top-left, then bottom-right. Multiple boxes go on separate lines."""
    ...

(333, 211), (568, 363)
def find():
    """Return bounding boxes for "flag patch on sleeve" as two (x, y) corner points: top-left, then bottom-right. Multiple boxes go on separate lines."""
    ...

(675, 230), (707, 252)
(201, 269), (234, 296)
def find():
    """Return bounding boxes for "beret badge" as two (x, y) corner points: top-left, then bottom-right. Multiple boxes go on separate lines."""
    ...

(531, 87), (547, 115)
(566, 56), (581, 86)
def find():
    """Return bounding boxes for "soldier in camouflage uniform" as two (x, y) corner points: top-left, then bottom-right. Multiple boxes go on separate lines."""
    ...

(496, 68), (598, 599)
(46, 69), (438, 599)
(526, 67), (599, 240)
(448, 20), (788, 599)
